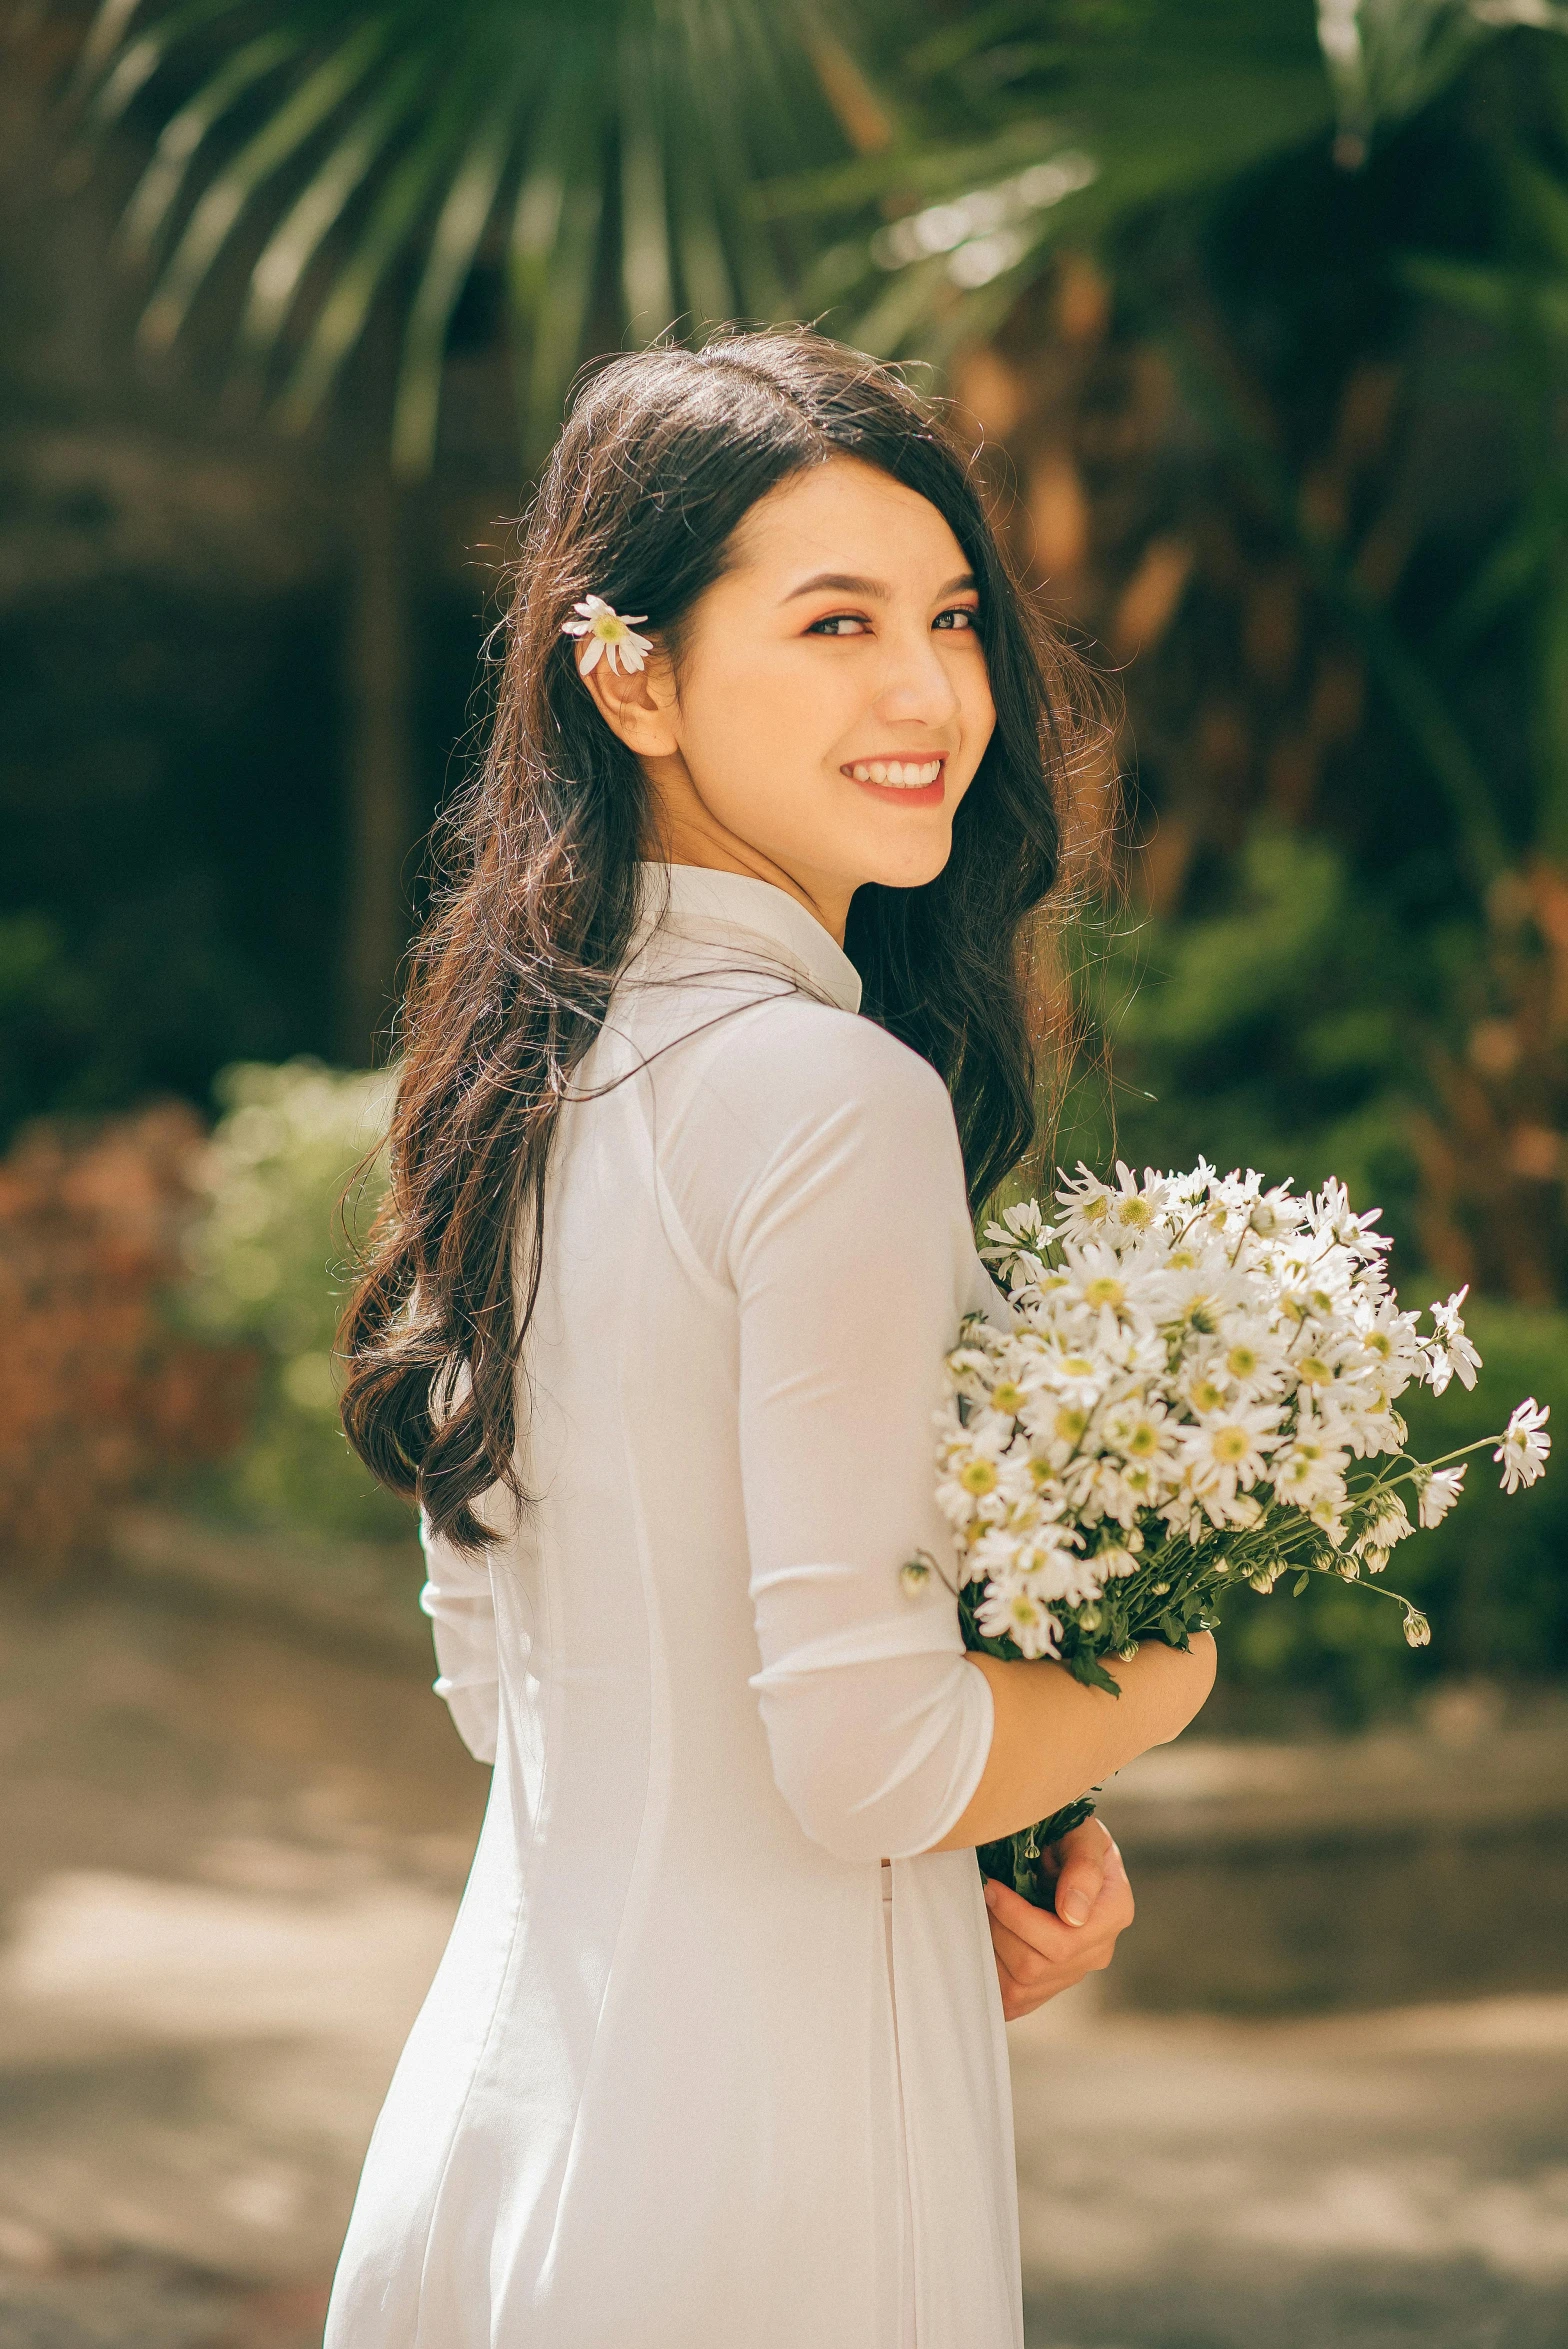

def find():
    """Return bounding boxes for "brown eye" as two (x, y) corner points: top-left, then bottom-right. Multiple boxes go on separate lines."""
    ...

(934, 607), (979, 632)
(806, 614), (868, 636)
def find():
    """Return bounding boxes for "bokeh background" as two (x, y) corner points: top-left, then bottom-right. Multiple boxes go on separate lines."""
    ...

(2, 4), (1567, 2344)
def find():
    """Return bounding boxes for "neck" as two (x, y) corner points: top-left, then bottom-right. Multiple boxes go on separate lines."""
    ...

(640, 755), (852, 946)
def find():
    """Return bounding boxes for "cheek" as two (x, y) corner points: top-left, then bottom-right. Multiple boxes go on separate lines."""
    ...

(684, 647), (853, 776)
(964, 657), (998, 747)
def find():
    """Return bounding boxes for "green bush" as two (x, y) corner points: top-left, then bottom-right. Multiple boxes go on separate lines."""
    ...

(1049, 825), (1440, 1271)
(181, 1057), (412, 1543)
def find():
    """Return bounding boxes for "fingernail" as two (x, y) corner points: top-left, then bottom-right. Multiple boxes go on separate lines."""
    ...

(983, 1880), (1000, 1907)
(1059, 1890), (1092, 1927)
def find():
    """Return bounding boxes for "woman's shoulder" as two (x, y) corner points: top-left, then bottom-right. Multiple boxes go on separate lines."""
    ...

(691, 990), (958, 1146)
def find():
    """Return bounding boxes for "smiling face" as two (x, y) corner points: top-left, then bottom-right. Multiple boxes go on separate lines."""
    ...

(574, 454), (998, 941)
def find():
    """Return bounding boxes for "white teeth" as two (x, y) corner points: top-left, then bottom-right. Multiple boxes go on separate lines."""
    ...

(847, 758), (943, 788)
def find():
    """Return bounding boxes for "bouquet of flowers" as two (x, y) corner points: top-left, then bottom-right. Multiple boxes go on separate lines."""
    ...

(902, 1159), (1552, 1907)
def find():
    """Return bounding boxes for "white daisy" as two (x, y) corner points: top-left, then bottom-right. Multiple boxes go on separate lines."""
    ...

(1425, 1286), (1483, 1396)
(974, 1577), (1064, 1659)
(1417, 1463), (1466, 1527)
(1180, 1398), (1283, 1492)
(1495, 1397), (1551, 1493)
(561, 595), (654, 675)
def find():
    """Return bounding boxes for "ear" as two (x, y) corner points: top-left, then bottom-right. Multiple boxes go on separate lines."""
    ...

(575, 640), (680, 759)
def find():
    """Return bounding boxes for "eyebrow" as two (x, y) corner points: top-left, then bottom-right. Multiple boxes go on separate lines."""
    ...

(780, 569), (978, 605)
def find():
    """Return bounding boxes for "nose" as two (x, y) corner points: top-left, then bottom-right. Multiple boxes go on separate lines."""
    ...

(873, 619), (964, 728)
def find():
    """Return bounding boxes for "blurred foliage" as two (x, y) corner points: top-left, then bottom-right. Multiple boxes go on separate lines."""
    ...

(1213, 1295), (1568, 1724)
(0, 1102), (255, 1573)
(58, 0), (894, 471)
(181, 1056), (409, 1540)
(0, 579), (348, 1146)
(1051, 827), (1435, 1269)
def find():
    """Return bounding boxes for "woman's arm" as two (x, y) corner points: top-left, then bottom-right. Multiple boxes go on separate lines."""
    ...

(923, 1633), (1217, 1853)
(419, 1512), (500, 1765)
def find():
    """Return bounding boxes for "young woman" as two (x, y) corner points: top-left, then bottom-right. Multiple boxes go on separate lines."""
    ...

(326, 328), (1216, 2349)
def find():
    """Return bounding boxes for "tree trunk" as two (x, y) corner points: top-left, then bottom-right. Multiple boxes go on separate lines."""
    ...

(338, 466), (416, 1065)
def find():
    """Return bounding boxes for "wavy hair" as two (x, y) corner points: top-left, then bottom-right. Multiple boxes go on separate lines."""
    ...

(339, 327), (1103, 1550)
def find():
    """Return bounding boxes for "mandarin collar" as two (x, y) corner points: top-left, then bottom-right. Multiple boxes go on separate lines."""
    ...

(631, 861), (863, 1016)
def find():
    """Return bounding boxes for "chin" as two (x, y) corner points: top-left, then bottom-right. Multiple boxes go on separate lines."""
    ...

(857, 827), (956, 893)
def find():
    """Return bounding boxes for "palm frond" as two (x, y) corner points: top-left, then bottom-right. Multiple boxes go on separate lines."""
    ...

(778, 0), (1566, 364)
(62, 0), (896, 471)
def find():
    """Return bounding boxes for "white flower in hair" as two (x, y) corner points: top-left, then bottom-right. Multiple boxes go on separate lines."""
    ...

(561, 594), (653, 676)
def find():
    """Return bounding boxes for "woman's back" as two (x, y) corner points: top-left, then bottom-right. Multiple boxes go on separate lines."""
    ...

(323, 866), (1024, 2349)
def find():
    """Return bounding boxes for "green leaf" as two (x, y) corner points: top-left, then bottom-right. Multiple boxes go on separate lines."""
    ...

(238, 51), (433, 369)
(1293, 1571), (1311, 1595)
(392, 66), (531, 477)
(62, 0), (880, 471)
(117, 31), (302, 260)
(138, 24), (393, 353)
(278, 59), (495, 433)
(1069, 1650), (1123, 1695)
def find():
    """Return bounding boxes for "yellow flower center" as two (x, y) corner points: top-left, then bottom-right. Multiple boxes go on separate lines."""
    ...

(1059, 1354), (1095, 1377)
(1226, 1344), (1257, 1377)
(1117, 1197), (1153, 1226)
(1028, 1457), (1053, 1489)
(960, 1458), (998, 1495)
(990, 1380), (1024, 1414)
(1191, 1376), (1225, 1412)
(1084, 1276), (1125, 1308)
(1297, 1357), (1331, 1384)
(1054, 1406), (1088, 1444)
(1211, 1425), (1250, 1464)
(1127, 1421), (1157, 1456)
(1082, 1196), (1110, 1223)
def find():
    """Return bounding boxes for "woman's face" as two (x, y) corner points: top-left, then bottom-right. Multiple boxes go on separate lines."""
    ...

(580, 454), (997, 940)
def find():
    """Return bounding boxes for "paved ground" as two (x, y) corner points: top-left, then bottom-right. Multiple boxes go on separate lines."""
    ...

(0, 1544), (1563, 2347)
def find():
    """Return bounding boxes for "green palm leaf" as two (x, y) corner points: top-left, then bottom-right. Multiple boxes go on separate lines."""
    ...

(60, 0), (899, 471)
(769, 1), (1567, 365)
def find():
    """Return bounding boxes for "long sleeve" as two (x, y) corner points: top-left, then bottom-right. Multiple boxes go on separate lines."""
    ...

(418, 1510), (500, 1765)
(657, 1002), (996, 1865)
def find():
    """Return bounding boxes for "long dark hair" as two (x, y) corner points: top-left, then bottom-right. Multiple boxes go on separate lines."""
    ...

(340, 326), (1101, 1550)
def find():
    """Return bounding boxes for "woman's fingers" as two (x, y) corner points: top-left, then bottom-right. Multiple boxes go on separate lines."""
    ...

(1047, 1816), (1114, 1928)
(984, 1825), (1136, 2014)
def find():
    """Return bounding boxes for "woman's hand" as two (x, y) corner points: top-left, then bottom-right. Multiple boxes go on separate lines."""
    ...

(984, 1818), (1134, 2022)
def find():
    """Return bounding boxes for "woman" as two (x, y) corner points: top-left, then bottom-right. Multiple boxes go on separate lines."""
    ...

(327, 328), (1216, 2348)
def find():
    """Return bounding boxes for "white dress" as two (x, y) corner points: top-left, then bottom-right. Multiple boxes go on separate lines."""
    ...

(324, 862), (1024, 2349)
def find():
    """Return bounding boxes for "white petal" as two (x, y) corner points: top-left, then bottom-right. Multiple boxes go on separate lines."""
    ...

(579, 636), (605, 674)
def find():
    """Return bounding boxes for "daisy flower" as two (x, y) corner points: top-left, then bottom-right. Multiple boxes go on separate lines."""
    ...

(561, 595), (654, 675)
(974, 1577), (1063, 1660)
(1425, 1286), (1483, 1396)
(1495, 1398), (1551, 1493)
(1179, 1399), (1284, 1523)
(1417, 1463), (1466, 1527)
